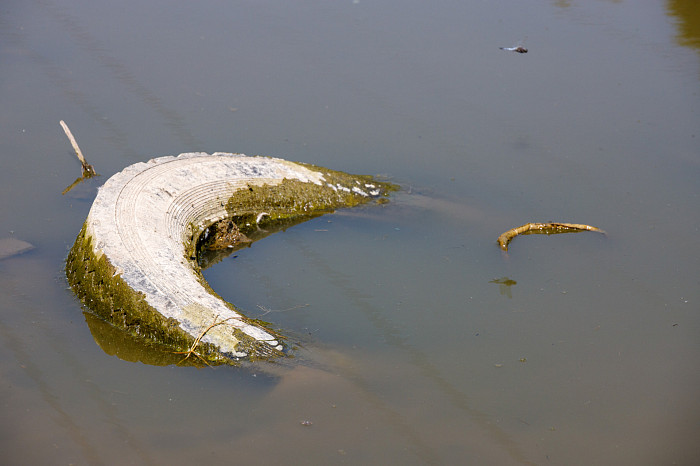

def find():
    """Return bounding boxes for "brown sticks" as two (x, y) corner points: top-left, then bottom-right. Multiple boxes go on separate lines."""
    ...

(497, 222), (605, 252)
(173, 315), (236, 366)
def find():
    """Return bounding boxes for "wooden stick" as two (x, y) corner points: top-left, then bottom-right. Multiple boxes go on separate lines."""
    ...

(60, 120), (96, 176)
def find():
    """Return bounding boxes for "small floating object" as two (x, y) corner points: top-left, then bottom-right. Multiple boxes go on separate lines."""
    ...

(66, 152), (394, 365)
(497, 222), (605, 252)
(499, 45), (528, 53)
(0, 237), (34, 260)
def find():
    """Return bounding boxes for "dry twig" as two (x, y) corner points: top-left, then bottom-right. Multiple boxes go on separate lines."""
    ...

(173, 315), (236, 366)
(256, 303), (309, 317)
(60, 120), (96, 177)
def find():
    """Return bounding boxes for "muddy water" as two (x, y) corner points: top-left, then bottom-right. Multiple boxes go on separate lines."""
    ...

(1, 0), (699, 464)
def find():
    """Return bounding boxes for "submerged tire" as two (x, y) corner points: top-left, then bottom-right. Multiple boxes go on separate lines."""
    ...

(66, 152), (393, 365)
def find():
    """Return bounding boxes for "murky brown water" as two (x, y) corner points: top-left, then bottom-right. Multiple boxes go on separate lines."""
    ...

(1, 0), (699, 464)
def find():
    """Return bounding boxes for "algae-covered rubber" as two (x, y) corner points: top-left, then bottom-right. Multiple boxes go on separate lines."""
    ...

(66, 152), (393, 365)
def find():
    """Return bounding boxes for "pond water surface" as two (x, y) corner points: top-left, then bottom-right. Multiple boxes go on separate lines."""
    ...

(1, 1), (699, 464)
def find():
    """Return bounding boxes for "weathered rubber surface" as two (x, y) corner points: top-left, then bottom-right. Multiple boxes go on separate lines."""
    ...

(66, 152), (391, 364)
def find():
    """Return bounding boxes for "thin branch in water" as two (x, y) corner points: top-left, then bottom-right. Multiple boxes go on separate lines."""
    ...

(256, 303), (310, 317)
(173, 315), (237, 366)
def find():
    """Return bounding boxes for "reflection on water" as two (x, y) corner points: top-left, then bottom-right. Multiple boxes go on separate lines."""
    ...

(490, 277), (517, 299)
(83, 312), (198, 367)
(1, 0), (699, 464)
(667, 0), (700, 51)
